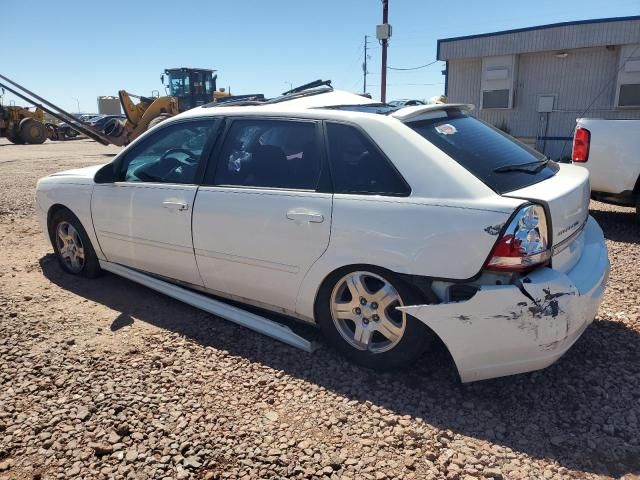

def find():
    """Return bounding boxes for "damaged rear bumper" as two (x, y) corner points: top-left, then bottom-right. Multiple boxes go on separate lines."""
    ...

(399, 216), (609, 382)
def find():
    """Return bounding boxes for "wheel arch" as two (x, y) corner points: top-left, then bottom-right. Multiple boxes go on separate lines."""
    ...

(47, 204), (76, 242)
(310, 263), (443, 346)
(312, 262), (449, 371)
(46, 204), (95, 250)
(46, 203), (103, 278)
(311, 263), (440, 319)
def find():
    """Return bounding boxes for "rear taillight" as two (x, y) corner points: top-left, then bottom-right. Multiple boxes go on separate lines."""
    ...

(572, 127), (590, 162)
(485, 204), (551, 272)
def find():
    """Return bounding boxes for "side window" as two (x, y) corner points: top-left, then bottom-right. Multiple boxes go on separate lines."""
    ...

(119, 120), (216, 184)
(326, 123), (409, 195)
(212, 119), (321, 190)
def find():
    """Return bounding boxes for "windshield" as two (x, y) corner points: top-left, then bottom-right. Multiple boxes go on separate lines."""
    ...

(406, 110), (558, 194)
(167, 71), (190, 96)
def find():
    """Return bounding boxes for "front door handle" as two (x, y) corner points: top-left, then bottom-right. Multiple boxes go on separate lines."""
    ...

(286, 210), (324, 223)
(162, 201), (189, 211)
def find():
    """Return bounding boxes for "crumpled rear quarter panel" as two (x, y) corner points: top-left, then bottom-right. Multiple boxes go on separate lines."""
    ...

(399, 217), (609, 382)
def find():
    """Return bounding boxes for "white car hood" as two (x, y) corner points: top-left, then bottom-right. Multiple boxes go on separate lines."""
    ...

(49, 164), (106, 179)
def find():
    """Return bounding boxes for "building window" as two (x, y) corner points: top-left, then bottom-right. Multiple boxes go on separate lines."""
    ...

(616, 44), (640, 108)
(480, 55), (516, 110)
(618, 84), (640, 107)
(482, 89), (511, 109)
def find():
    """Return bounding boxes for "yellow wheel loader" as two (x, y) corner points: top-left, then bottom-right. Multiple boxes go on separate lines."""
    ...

(100, 91), (179, 146)
(0, 104), (48, 144)
(0, 69), (250, 147)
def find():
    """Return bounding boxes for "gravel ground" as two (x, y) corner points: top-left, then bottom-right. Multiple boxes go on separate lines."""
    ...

(1, 138), (639, 480)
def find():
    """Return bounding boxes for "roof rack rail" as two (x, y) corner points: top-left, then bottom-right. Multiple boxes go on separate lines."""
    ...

(282, 79), (332, 96)
(202, 94), (266, 108)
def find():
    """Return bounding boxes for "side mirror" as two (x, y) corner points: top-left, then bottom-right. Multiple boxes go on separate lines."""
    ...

(94, 162), (118, 183)
(160, 74), (165, 85)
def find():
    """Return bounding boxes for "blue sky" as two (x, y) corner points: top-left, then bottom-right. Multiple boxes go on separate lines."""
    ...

(1, 0), (638, 112)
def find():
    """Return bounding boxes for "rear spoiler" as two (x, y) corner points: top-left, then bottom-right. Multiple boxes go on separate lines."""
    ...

(391, 103), (474, 122)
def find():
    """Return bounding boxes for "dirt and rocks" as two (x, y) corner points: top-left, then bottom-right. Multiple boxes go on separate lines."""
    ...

(0, 138), (639, 480)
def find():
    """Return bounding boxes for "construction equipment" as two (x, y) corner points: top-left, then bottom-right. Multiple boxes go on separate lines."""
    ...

(0, 74), (114, 146)
(102, 68), (232, 145)
(100, 91), (179, 145)
(0, 103), (49, 144)
(162, 67), (227, 111)
(0, 69), (251, 147)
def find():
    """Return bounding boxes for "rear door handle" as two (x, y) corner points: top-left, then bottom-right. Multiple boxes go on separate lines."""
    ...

(286, 210), (324, 223)
(162, 201), (189, 211)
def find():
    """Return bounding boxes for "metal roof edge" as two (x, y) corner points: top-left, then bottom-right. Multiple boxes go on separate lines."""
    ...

(436, 15), (640, 59)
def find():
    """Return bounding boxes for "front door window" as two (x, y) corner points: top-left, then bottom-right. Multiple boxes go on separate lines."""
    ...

(119, 120), (216, 184)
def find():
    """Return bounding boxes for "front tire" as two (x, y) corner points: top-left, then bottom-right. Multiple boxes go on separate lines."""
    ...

(49, 209), (102, 278)
(316, 267), (433, 369)
(19, 118), (47, 144)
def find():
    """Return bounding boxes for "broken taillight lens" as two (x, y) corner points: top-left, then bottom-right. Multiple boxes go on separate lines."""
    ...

(485, 204), (551, 272)
(572, 127), (590, 162)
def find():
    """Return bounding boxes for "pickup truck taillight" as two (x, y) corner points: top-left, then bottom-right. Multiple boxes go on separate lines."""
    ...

(572, 127), (590, 162)
(485, 204), (551, 272)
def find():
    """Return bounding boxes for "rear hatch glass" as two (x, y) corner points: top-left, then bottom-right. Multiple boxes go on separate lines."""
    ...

(405, 110), (558, 194)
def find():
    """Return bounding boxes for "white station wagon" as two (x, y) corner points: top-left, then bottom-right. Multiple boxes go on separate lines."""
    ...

(36, 85), (610, 382)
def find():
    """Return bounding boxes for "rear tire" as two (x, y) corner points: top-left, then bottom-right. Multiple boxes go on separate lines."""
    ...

(316, 266), (433, 369)
(49, 209), (102, 278)
(19, 118), (47, 144)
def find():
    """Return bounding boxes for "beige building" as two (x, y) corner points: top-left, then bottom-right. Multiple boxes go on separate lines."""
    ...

(438, 16), (640, 159)
(97, 96), (121, 115)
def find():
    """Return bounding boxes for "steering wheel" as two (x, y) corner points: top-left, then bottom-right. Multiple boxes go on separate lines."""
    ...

(128, 148), (199, 182)
(159, 148), (199, 165)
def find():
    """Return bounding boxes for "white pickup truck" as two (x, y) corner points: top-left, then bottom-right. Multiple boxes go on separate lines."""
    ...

(572, 118), (640, 218)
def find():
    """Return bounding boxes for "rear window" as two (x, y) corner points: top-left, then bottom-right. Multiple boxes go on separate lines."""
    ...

(406, 110), (558, 194)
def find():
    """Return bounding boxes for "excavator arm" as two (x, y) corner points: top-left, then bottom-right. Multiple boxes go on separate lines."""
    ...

(108, 90), (179, 145)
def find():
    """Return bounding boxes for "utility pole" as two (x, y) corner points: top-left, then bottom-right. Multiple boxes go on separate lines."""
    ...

(379, 0), (389, 103)
(363, 35), (368, 94)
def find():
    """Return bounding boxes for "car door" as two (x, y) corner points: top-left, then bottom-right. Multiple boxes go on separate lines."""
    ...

(91, 118), (219, 286)
(192, 117), (332, 313)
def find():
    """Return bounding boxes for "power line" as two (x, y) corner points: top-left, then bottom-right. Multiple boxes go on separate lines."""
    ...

(335, 38), (366, 91)
(348, 38), (365, 66)
(348, 76), (363, 92)
(387, 60), (440, 71)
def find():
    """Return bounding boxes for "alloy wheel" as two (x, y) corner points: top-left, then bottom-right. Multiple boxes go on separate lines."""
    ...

(55, 221), (85, 273)
(330, 271), (406, 353)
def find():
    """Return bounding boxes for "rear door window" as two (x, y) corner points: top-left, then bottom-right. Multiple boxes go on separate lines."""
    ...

(406, 111), (558, 194)
(326, 122), (410, 196)
(211, 119), (322, 190)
